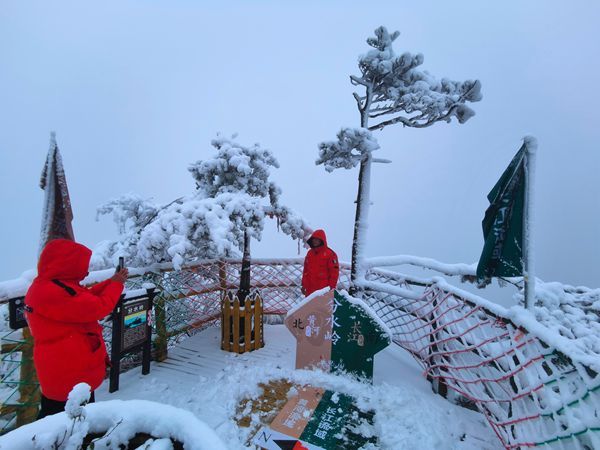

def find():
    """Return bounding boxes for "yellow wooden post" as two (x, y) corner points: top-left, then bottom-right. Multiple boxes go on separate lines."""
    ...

(244, 299), (252, 352)
(254, 294), (264, 350)
(232, 297), (240, 354)
(252, 294), (261, 350)
(17, 327), (39, 426)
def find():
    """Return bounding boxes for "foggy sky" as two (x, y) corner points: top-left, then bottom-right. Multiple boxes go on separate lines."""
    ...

(1, 1), (598, 295)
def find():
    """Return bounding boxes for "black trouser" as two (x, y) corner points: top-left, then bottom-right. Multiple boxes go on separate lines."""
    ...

(37, 391), (96, 420)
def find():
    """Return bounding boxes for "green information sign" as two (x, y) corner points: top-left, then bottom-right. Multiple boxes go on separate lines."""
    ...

(330, 291), (390, 380)
(254, 388), (376, 450)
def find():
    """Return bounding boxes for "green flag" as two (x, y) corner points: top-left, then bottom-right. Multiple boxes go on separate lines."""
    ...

(476, 143), (527, 285)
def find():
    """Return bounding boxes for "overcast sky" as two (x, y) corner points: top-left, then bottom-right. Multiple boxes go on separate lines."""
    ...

(1, 1), (598, 296)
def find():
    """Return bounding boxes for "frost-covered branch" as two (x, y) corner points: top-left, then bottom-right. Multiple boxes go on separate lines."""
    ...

(96, 194), (160, 235)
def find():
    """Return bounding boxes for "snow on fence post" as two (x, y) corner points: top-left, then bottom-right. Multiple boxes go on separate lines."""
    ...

(523, 136), (538, 309)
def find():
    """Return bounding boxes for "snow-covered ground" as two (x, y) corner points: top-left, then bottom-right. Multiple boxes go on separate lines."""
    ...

(94, 324), (499, 449)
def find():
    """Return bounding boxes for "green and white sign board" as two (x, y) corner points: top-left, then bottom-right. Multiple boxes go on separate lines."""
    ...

(285, 290), (391, 380)
(254, 387), (376, 450)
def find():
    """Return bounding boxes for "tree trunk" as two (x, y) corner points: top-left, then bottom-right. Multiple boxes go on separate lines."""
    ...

(238, 231), (251, 305)
(350, 154), (372, 292)
(350, 97), (372, 292)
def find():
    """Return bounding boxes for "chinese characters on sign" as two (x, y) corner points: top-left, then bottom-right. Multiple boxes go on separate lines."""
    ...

(285, 290), (334, 371)
(285, 290), (390, 380)
(121, 299), (150, 351)
(254, 387), (375, 449)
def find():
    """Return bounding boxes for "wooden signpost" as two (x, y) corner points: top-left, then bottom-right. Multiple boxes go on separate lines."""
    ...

(284, 290), (390, 380)
(109, 288), (155, 393)
(254, 290), (390, 449)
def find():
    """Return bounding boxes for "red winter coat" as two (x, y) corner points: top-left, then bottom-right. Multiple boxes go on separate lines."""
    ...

(25, 240), (124, 401)
(301, 229), (339, 296)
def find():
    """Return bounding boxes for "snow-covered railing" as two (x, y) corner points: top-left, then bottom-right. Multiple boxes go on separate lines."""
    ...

(2, 258), (600, 449)
(363, 254), (478, 278)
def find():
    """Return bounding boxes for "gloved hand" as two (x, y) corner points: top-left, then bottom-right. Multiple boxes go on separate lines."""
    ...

(111, 268), (129, 284)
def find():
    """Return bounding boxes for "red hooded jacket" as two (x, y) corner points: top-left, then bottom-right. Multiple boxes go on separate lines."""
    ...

(301, 229), (339, 296)
(25, 240), (124, 401)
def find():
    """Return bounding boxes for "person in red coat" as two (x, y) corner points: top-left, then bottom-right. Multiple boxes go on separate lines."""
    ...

(25, 239), (128, 419)
(301, 229), (339, 296)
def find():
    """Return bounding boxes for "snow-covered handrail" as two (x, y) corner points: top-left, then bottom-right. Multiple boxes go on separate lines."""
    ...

(364, 254), (477, 277)
(0, 257), (310, 302)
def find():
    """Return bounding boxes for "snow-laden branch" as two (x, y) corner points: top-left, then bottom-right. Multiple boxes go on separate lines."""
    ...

(355, 26), (482, 132)
(316, 127), (380, 172)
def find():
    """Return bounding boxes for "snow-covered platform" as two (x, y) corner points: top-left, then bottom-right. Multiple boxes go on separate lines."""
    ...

(98, 325), (500, 449)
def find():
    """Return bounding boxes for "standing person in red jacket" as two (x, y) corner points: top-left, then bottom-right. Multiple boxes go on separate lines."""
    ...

(25, 239), (128, 419)
(301, 229), (340, 296)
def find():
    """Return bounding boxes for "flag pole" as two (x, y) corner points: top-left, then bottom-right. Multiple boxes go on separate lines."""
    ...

(523, 136), (538, 309)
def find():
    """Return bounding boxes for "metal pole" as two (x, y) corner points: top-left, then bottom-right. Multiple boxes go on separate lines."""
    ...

(109, 297), (123, 393)
(523, 137), (537, 309)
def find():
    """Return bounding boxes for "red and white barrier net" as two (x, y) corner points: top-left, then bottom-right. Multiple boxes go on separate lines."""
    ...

(359, 271), (600, 450)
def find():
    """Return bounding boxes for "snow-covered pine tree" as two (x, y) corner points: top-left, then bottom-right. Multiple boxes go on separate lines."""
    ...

(189, 136), (311, 299)
(317, 26), (482, 287)
(93, 136), (311, 270)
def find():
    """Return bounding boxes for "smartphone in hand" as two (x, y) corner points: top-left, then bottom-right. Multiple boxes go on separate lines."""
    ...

(116, 256), (125, 272)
